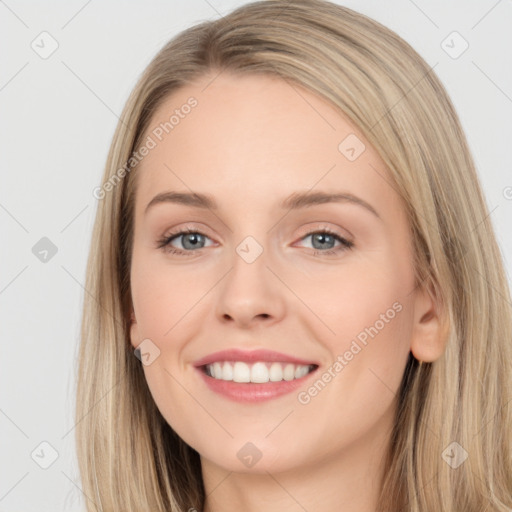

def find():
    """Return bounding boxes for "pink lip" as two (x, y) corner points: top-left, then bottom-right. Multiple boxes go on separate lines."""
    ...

(193, 348), (317, 367)
(197, 371), (317, 403)
(193, 349), (319, 403)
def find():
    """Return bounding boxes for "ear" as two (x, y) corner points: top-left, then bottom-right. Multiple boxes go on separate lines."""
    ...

(129, 307), (140, 350)
(410, 278), (449, 363)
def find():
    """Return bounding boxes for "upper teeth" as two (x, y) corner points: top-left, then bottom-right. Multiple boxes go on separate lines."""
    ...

(205, 361), (314, 383)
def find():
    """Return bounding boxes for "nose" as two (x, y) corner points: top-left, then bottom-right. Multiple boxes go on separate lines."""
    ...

(215, 243), (286, 329)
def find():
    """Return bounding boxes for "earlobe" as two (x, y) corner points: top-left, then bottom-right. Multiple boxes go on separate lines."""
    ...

(410, 279), (449, 363)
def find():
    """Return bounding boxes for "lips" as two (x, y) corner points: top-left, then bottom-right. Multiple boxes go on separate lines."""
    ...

(193, 348), (319, 402)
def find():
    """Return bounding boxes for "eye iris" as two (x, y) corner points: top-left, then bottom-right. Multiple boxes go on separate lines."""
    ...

(182, 233), (204, 250)
(312, 233), (335, 250)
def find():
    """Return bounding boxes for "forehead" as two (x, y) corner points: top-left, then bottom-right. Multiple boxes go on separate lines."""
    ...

(134, 72), (400, 218)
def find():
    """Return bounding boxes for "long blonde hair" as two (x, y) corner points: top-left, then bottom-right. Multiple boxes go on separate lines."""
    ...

(76, 1), (512, 510)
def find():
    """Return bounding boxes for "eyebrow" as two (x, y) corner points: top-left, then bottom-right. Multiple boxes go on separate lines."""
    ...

(144, 190), (380, 219)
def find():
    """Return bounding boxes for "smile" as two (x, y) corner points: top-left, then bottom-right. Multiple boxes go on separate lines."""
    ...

(193, 349), (319, 402)
(203, 361), (317, 383)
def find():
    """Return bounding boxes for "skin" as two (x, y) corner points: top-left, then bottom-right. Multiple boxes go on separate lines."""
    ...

(129, 71), (445, 512)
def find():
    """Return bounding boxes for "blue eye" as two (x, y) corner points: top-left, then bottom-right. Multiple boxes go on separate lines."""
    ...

(156, 228), (353, 256)
(157, 228), (213, 254)
(300, 231), (353, 252)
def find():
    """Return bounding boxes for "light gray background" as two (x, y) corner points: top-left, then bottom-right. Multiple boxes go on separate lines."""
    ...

(1, 1), (511, 510)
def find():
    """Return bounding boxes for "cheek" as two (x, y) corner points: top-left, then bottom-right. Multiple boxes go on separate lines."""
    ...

(130, 253), (208, 446)
(141, 363), (210, 453)
(291, 281), (414, 463)
(289, 247), (416, 405)
(130, 250), (208, 340)
(291, 250), (414, 347)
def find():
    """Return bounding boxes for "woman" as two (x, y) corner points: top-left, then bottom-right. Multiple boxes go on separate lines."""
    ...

(76, 1), (512, 510)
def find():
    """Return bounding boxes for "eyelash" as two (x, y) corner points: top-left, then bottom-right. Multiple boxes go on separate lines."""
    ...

(156, 226), (354, 257)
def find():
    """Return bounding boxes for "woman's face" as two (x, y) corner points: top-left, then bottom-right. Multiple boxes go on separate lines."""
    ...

(129, 72), (439, 474)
